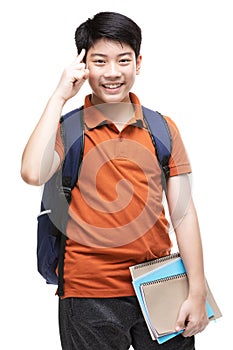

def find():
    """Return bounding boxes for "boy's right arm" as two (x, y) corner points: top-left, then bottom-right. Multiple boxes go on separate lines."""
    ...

(21, 49), (89, 186)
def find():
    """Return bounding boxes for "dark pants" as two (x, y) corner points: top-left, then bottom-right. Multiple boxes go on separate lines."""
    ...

(59, 297), (195, 350)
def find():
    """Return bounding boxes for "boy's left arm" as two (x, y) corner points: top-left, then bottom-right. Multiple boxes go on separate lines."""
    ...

(166, 174), (209, 337)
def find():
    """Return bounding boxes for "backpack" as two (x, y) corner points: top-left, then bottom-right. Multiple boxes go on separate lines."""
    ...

(37, 105), (172, 296)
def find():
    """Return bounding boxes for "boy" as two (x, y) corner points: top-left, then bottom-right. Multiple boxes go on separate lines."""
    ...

(21, 11), (209, 350)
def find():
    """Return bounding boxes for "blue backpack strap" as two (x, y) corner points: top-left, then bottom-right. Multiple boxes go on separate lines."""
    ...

(142, 106), (172, 190)
(60, 106), (84, 192)
(57, 106), (84, 296)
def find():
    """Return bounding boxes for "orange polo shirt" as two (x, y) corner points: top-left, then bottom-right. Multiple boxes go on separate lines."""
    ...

(55, 92), (191, 298)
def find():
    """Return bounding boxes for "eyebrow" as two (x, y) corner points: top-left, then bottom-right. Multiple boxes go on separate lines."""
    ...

(90, 52), (134, 58)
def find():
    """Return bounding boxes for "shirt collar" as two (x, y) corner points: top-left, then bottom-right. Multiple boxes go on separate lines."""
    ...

(83, 93), (145, 130)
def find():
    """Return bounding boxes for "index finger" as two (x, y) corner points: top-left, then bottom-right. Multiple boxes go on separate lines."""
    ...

(77, 48), (86, 63)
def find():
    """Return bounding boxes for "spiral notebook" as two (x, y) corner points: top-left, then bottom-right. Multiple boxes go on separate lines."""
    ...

(130, 253), (222, 344)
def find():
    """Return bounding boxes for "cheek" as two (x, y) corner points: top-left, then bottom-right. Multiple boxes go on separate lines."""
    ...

(126, 70), (137, 84)
(87, 65), (100, 81)
(88, 74), (98, 91)
(86, 67), (96, 82)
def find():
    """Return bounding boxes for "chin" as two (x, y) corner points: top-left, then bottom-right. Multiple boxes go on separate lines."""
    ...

(103, 94), (130, 104)
(91, 90), (130, 105)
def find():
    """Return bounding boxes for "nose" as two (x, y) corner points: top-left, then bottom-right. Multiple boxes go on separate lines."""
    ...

(103, 62), (122, 79)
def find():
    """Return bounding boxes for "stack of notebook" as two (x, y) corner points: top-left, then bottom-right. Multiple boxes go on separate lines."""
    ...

(129, 253), (222, 344)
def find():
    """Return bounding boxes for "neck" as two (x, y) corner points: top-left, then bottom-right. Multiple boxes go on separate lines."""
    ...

(90, 94), (135, 132)
(90, 94), (134, 123)
(98, 103), (134, 121)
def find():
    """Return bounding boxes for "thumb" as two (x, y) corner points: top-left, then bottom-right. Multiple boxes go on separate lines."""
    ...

(175, 308), (187, 332)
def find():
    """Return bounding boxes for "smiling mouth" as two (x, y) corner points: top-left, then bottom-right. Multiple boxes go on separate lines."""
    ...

(102, 83), (123, 89)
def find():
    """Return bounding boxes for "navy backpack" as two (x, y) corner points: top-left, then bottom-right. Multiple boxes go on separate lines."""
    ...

(37, 106), (172, 296)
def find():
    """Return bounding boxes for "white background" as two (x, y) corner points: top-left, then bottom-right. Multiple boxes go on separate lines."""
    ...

(1, 0), (232, 349)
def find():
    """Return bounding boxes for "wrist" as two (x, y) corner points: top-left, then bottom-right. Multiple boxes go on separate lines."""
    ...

(50, 92), (67, 107)
(188, 284), (208, 300)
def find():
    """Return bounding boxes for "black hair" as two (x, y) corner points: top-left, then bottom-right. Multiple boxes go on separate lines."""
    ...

(74, 12), (142, 62)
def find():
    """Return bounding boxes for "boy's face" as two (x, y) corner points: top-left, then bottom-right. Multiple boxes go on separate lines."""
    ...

(85, 38), (142, 105)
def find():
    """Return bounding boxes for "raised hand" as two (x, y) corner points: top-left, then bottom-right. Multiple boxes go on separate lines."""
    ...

(53, 49), (89, 102)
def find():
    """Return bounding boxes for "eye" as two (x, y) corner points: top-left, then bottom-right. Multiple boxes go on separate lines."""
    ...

(119, 58), (131, 65)
(94, 59), (105, 65)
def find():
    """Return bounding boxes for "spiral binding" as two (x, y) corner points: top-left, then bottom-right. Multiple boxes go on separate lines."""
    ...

(142, 272), (187, 287)
(133, 252), (180, 270)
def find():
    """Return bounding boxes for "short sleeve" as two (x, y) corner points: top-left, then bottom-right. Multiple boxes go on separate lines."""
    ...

(164, 116), (192, 177)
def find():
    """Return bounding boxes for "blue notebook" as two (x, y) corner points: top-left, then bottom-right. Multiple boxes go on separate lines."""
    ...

(130, 254), (221, 344)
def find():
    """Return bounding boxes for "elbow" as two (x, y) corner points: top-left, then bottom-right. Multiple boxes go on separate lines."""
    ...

(21, 151), (59, 186)
(20, 165), (42, 186)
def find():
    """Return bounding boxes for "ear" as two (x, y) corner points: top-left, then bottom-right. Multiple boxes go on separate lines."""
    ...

(136, 54), (142, 75)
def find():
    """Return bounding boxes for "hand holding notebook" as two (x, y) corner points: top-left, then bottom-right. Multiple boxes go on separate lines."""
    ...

(130, 253), (222, 344)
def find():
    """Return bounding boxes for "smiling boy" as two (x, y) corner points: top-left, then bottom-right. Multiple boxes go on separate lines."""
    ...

(21, 12), (209, 350)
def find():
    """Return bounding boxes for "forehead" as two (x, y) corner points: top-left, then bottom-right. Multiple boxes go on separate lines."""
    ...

(87, 38), (134, 57)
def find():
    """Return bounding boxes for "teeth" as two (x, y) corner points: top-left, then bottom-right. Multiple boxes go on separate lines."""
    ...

(104, 84), (121, 89)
